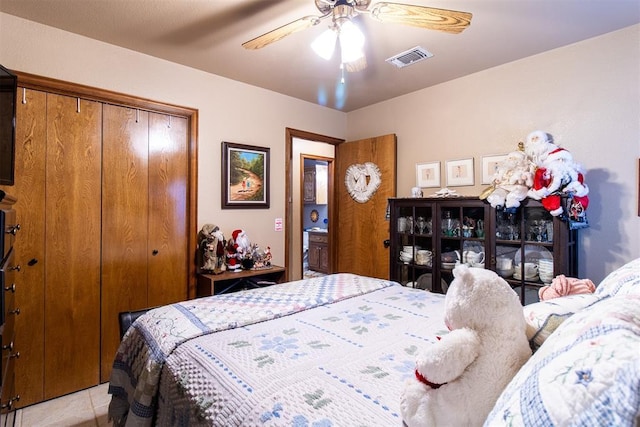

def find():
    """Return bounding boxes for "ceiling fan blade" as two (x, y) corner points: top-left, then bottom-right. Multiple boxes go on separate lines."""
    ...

(369, 2), (472, 34)
(242, 15), (321, 50)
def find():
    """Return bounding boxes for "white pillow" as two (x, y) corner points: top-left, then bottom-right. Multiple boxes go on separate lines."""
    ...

(594, 257), (640, 298)
(486, 294), (640, 427)
(522, 294), (600, 349)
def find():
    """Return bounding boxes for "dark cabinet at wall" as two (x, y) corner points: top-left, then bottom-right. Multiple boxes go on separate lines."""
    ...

(303, 168), (316, 204)
(489, 198), (578, 304)
(308, 231), (330, 274)
(389, 197), (579, 304)
(0, 191), (19, 425)
(389, 197), (491, 294)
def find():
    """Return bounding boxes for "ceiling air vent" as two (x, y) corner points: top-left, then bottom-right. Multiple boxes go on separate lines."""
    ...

(386, 46), (433, 68)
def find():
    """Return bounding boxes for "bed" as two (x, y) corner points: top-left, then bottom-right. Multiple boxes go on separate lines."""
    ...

(108, 273), (448, 426)
(108, 262), (640, 427)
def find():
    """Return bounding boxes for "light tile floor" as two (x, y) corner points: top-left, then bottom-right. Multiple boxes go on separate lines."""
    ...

(15, 383), (111, 427)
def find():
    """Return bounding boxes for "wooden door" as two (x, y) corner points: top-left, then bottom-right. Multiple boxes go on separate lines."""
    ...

(100, 105), (150, 381)
(336, 134), (396, 279)
(44, 94), (102, 399)
(147, 113), (188, 307)
(0, 88), (47, 407)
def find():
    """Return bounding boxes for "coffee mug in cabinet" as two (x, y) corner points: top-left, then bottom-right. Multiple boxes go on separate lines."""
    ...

(496, 256), (513, 270)
(463, 250), (484, 265)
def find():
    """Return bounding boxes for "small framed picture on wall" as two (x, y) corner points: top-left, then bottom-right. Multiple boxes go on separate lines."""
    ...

(416, 161), (441, 188)
(481, 154), (508, 185)
(446, 158), (474, 187)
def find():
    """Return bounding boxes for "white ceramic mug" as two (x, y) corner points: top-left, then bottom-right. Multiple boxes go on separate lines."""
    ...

(496, 256), (513, 271)
(523, 262), (538, 277)
(464, 251), (485, 265)
(515, 262), (538, 278)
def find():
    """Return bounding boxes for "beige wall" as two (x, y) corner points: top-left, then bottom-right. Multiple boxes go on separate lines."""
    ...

(2, 12), (637, 283)
(0, 12), (346, 268)
(347, 24), (640, 282)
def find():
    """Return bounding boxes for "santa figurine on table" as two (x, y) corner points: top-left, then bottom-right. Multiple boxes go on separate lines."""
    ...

(226, 229), (251, 271)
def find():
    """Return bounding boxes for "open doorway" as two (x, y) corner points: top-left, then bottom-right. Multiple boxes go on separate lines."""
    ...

(285, 129), (343, 282)
(301, 156), (333, 279)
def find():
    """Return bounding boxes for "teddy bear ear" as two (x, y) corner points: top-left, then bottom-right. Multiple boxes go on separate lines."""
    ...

(452, 264), (473, 283)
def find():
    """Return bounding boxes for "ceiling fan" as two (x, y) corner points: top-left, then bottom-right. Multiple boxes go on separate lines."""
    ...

(242, 0), (473, 66)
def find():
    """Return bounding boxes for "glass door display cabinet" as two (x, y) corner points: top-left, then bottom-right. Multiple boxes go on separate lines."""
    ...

(389, 198), (437, 291)
(488, 198), (578, 305)
(389, 197), (490, 294)
(389, 197), (579, 305)
(436, 199), (491, 293)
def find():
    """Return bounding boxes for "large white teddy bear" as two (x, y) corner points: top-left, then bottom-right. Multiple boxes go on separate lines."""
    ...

(400, 266), (531, 427)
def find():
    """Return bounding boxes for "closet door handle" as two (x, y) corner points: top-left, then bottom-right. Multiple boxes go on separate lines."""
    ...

(152, 250), (159, 256)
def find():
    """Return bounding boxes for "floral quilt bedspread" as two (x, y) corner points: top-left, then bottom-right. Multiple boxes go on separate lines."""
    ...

(108, 273), (447, 426)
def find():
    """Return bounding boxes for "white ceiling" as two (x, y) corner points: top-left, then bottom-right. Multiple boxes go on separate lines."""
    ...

(1, 0), (639, 112)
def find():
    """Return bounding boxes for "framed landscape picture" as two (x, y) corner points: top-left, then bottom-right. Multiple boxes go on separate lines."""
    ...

(445, 158), (474, 187)
(221, 141), (270, 209)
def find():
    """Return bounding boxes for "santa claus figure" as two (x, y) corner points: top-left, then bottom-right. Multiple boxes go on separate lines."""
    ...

(198, 224), (226, 274)
(482, 146), (536, 210)
(525, 131), (589, 218)
(226, 229), (251, 271)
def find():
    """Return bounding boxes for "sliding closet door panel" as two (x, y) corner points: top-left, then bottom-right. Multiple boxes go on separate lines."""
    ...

(147, 113), (188, 306)
(44, 94), (102, 399)
(0, 89), (47, 407)
(100, 105), (150, 381)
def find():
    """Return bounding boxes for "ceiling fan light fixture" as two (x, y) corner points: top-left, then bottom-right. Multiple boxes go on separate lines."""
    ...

(339, 20), (365, 63)
(311, 28), (338, 60)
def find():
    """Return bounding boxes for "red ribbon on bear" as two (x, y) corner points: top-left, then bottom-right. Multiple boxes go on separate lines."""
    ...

(415, 368), (446, 389)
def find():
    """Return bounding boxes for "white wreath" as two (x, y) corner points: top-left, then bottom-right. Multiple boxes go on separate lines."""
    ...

(344, 162), (382, 203)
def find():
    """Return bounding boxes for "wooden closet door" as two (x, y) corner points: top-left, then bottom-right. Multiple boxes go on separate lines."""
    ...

(147, 113), (188, 307)
(0, 88), (47, 407)
(44, 94), (102, 399)
(100, 105), (150, 381)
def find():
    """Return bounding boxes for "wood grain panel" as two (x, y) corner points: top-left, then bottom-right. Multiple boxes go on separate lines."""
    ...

(100, 104), (150, 381)
(147, 113), (188, 307)
(336, 134), (396, 279)
(0, 88), (47, 407)
(44, 94), (102, 399)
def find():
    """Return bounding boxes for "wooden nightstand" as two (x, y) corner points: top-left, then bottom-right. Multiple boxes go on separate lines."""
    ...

(196, 265), (286, 297)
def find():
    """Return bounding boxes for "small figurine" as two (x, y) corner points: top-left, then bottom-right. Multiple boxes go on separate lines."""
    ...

(198, 224), (226, 274)
(263, 246), (272, 266)
(226, 229), (251, 271)
(481, 143), (535, 210)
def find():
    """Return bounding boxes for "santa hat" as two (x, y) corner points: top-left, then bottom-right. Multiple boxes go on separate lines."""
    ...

(232, 229), (243, 241)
